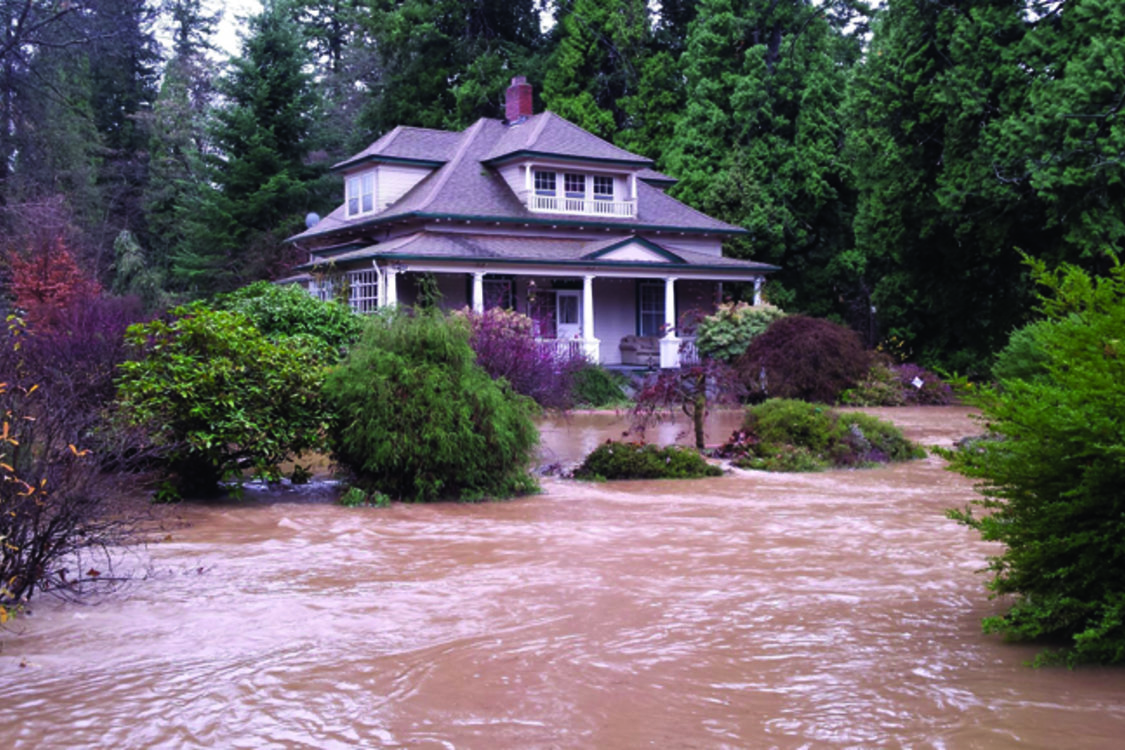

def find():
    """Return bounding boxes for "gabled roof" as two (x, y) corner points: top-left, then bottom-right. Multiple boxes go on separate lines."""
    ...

(332, 126), (463, 172)
(482, 112), (652, 166)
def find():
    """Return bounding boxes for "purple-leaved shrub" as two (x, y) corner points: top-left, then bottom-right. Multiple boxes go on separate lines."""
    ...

(462, 307), (586, 410)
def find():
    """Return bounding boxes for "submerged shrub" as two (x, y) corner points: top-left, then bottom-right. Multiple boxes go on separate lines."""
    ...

(695, 301), (787, 363)
(462, 307), (585, 410)
(738, 315), (869, 403)
(722, 399), (924, 472)
(574, 441), (722, 480)
(570, 364), (629, 407)
(116, 305), (327, 497)
(325, 311), (539, 502)
(842, 356), (953, 406)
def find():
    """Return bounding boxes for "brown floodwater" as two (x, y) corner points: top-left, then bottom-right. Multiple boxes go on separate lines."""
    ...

(2, 406), (1124, 748)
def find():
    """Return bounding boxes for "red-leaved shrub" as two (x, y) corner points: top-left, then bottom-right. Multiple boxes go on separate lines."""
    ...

(737, 315), (869, 404)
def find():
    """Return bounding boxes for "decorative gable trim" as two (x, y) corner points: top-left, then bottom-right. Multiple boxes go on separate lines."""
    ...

(583, 237), (685, 263)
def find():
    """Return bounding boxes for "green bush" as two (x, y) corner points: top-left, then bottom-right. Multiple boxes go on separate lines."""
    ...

(324, 311), (539, 502)
(116, 305), (328, 497)
(990, 318), (1053, 383)
(840, 357), (907, 406)
(338, 486), (390, 508)
(214, 280), (364, 357)
(571, 364), (629, 407)
(695, 302), (787, 363)
(721, 399), (924, 472)
(947, 257), (1125, 665)
(573, 441), (722, 480)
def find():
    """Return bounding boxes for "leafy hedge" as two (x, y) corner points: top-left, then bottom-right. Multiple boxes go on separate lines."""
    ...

(574, 441), (722, 480)
(717, 399), (924, 472)
(325, 311), (539, 502)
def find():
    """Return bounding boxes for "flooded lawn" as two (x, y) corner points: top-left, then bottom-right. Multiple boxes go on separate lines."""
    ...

(2, 407), (1123, 747)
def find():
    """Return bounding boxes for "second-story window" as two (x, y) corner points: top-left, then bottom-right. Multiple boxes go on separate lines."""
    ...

(534, 170), (556, 196)
(593, 175), (614, 201)
(564, 173), (586, 198)
(347, 172), (375, 217)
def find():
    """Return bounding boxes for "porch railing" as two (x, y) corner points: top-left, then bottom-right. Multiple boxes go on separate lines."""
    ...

(529, 194), (636, 218)
(537, 338), (586, 362)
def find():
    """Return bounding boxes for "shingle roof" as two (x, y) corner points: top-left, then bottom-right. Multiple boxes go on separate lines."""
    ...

(303, 232), (777, 274)
(332, 126), (463, 172)
(290, 113), (746, 244)
(483, 112), (652, 165)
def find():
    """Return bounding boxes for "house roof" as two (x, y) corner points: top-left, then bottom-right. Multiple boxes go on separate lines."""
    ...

(300, 232), (777, 275)
(482, 112), (653, 166)
(291, 116), (744, 245)
(331, 126), (463, 172)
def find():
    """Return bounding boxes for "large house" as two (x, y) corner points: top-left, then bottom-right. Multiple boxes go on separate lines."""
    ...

(288, 77), (776, 368)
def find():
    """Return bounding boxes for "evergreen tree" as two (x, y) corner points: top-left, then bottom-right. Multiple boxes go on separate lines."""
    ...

(172, 0), (323, 294)
(664, 0), (863, 323)
(143, 0), (217, 281)
(542, 0), (651, 142)
(355, 0), (544, 136)
(847, 0), (1066, 370)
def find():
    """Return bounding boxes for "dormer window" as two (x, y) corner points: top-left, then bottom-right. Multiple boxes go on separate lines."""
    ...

(527, 167), (634, 218)
(534, 170), (556, 196)
(347, 172), (375, 218)
(564, 173), (585, 198)
(593, 175), (614, 202)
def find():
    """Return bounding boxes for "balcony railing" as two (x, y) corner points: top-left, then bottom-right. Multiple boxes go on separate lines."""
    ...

(530, 194), (636, 218)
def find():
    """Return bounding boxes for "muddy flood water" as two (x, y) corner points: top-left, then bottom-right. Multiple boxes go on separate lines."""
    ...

(2, 406), (1124, 748)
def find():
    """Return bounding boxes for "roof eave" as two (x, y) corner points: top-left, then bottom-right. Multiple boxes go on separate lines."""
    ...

(482, 149), (653, 169)
(330, 154), (447, 173)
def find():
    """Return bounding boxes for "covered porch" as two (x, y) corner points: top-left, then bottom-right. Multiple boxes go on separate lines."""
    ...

(309, 261), (766, 369)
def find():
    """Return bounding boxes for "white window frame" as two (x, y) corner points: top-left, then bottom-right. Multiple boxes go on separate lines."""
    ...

(593, 174), (614, 201)
(564, 173), (586, 199)
(534, 169), (557, 196)
(346, 170), (376, 218)
(638, 281), (665, 337)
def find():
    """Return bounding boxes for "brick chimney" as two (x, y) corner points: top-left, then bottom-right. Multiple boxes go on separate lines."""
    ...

(505, 76), (534, 124)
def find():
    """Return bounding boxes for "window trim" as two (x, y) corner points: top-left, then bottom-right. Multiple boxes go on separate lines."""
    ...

(346, 170), (376, 218)
(637, 281), (665, 337)
(534, 169), (557, 197)
(593, 174), (614, 201)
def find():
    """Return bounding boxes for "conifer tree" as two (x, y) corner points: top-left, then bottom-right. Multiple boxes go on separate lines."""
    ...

(542, 0), (651, 142)
(172, 0), (323, 294)
(664, 0), (863, 321)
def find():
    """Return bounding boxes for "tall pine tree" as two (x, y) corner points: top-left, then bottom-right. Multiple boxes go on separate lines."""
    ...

(172, 0), (323, 294)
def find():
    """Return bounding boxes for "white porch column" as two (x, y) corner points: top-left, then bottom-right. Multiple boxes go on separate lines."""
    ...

(581, 274), (600, 363)
(660, 276), (680, 368)
(753, 276), (764, 306)
(383, 267), (398, 308)
(472, 271), (485, 313)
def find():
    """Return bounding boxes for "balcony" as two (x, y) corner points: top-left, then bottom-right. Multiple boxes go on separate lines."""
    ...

(529, 194), (636, 218)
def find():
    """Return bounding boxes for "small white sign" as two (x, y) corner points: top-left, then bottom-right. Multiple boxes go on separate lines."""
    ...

(911, 376), (924, 390)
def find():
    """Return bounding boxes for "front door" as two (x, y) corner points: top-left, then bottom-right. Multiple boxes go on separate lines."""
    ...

(556, 291), (581, 339)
